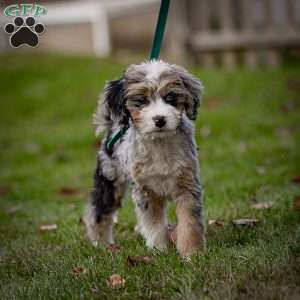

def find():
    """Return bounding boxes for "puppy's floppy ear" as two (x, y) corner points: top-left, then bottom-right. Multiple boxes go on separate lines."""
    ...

(103, 77), (129, 125)
(173, 65), (203, 120)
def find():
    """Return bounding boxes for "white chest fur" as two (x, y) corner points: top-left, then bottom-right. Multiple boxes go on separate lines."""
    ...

(131, 134), (186, 196)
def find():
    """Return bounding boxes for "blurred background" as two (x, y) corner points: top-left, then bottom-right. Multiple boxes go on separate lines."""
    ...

(1, 0), (300, 68)
(1, 1), (300, 299)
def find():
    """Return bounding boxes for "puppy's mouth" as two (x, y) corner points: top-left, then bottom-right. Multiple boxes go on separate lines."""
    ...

(146, 128), (177, 139)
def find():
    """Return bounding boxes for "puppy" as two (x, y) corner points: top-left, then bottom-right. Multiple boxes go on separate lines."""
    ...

(84, 60), (205, 257)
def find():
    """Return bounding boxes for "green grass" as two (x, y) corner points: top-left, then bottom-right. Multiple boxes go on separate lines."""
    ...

(0, 53), (300, 300)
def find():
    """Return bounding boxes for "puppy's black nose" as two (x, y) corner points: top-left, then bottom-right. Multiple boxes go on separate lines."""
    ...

(152, 115), (166, 128)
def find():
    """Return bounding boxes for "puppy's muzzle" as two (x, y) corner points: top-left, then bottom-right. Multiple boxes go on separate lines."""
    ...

(152, 115), (166, 128)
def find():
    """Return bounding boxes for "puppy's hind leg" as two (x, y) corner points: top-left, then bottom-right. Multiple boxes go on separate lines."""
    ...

(84, 151), (125, 246)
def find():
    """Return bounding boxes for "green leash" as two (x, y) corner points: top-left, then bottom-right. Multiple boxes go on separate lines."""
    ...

(105, 124), (130, 152)
(150, 0), (170, 60)
(106, 0), (170, 153)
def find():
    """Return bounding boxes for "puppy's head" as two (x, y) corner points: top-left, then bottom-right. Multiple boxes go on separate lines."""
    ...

(103, 60), (203, 137)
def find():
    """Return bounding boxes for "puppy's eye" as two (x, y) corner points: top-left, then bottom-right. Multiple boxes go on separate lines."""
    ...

(164, 92), (177, 106)
(133, 96), (148, 107)
(138, 96), (147, 104)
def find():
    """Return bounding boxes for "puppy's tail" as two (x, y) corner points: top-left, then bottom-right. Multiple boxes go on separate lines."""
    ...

(93, 78), (128, 137)
(93, 95), (111, 137)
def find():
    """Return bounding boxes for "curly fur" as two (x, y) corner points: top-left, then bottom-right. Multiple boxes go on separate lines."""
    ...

(84, 60), (206, 257)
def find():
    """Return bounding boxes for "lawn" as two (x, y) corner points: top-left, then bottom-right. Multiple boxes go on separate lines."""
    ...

(0, 53), (299, 300)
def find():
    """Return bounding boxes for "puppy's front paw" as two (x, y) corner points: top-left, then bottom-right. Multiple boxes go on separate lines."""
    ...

(145, 228), (169, 251)
(176, 224), (206, 257)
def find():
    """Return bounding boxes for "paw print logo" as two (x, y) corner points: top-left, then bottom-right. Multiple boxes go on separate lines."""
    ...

(4, 16), (45, 48)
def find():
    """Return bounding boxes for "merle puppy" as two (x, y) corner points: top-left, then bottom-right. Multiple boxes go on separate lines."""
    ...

(84, 60), (205, 257)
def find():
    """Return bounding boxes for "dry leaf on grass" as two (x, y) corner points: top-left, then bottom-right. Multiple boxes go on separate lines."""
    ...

(59, 187), (80, 196)
(54, 153), (71, 163)
(106, 274), (125, 289)
(294, 196), (300, 211)
(287, 79), (300, 92)
(282, 101), (296, 113)
(106, 244), (122, 253)
(250, 202), (273, 209)
(238, 142), (248, 153)
(255, 166), (266, 175)
(67, 203), (77, 209)
(232, 219), (259, 226)
(126, 255), (154, 266)
(0, 185), (11, 196)
(206, 96), (221, 110)
(39, 224), (57, 232)
(71, 267), (87, 276)
(24, 142), (40, 154)
(208, 219), (226, 226)
(200, 125), (211, 138)
(276, 127), (292, 139)
(91, 287), (99, 294)
(292, 176), (300, 185)
(5, 204), (22, 215)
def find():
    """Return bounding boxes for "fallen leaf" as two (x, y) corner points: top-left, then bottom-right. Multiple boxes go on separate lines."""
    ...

(91, 287), (99, 294)
(59, 187), (80, 196)
(208, 219), (226, 226)
(200, 125), (211, 138)
(232, 219), (259, 226)
(45, 245), (63, 252)
(5, 204), (22, 215)
(0, 185), (11, 196)
(294, 196), (300, 211)
(238, 142), (247, 153)
(292, 176), (300, 185)
(250, 202), (273, 209)
(67, 203), (77, 209)
(280, 100), (295, 113)
(24, 142), (40, 154)
(255, 166), (266, 175)
(71, 267), (87, 275)
(276, 127), (292, 139)
(287, 79), (300, 92)
(106, 244), (121, 253)
(167, 224), (177, 245)
(39, 224), (57, 232)
(206, 96), (221, 110)
(54, 153), (70, 163)
(106, 274), (125, 289)
(126, 255), (154, 266)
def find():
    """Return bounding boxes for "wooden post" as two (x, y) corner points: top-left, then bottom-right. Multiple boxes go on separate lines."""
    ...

(242, 0), (258, 68)
(286, 0), (297, 34)
(165, 0), (188, 65)
(264, 0), (280, 68)
(192, 0), (215, 68)
(219, 0), (236, 70)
